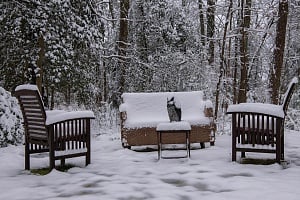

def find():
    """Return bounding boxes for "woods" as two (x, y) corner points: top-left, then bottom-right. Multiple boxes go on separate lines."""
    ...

(0, 0), (299, 121)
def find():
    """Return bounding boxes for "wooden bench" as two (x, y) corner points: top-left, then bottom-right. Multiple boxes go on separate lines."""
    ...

(227, 77), (298, 163)
(119, 91), (216, 148)
(15, 84), (95, 170)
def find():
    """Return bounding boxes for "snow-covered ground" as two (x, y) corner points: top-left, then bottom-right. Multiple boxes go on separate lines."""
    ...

(0, 127), (300, 200)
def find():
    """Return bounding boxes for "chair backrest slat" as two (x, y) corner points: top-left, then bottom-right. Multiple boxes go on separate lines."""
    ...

(15, 86), (48, 142)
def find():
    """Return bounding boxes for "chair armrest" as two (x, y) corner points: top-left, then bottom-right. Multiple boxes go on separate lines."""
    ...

(226, 103), (285, 119)
(45, 110), (95, 125)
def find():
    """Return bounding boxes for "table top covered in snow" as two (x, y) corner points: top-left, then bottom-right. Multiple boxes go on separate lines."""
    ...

(156, 121), (191, 131)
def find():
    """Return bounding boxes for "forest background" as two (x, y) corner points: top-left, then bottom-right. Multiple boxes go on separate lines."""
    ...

(1, 0), (300, 133)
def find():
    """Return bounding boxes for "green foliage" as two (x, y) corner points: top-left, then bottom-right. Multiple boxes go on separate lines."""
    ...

(0, 0), (104, 106)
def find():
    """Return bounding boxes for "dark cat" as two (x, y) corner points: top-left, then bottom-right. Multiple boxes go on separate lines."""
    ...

(167, 97), (181, 122)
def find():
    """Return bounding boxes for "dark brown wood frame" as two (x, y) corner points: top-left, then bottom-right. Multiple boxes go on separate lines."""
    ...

(15, 87), (94, 170)
(227, 78), (297, 163)
(120, 99), (216, 149)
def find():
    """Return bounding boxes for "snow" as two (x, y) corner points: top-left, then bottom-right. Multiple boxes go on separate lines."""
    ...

(15, 84), (39, 91)
(1, 86), (300, 200)
(227, 103), (285, 118)
(0, 129), (300, 200)
(227, 77), (299, 119)
(120, 91), (212, 128)
(46, 110), (95, 125)
(156, 121), (191, 131)
(14, 85), (95, 125)
(291, 76), (299, 84)
(55, 148), (87, 157)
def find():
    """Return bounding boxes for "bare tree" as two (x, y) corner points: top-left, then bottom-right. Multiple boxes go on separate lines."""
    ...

(117, 0), (130, 99)
(207, 0), (215, 65)
(135, 0), (148, 62)
(270, 0), (289, 104)
(214, 0), (233, 118)
(238, 0), (251, 103)
(198, 0), (205, 47)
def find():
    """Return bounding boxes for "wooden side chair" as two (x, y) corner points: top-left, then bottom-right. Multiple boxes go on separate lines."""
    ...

(227, 77), (298, 163)
(15, 84), (95, 170)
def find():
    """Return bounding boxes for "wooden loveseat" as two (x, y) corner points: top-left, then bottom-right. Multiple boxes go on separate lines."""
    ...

(119, 91), (216, 148)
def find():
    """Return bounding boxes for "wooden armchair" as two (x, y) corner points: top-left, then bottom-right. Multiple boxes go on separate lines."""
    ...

(15, 84), (95, 170)
(227, 77), (298, 163)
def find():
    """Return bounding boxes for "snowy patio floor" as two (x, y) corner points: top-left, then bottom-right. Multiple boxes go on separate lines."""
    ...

(1, 130), (300, 200)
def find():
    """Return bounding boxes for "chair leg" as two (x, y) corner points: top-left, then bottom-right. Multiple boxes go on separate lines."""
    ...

(49, 150), (55, 170)
(86, 141), (91, 165)
(49, 142), (55, 170)
(86, 153), (91, 166)
(241, 152), (246, 158)
(61, 159), (65, 166)
(281, 132), (284, 160)
(232, 149), (236, 162)
(86, 121), (91, 166)
(25, 143), (30, 170)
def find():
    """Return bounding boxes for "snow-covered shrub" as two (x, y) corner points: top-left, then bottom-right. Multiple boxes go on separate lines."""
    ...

(0, 87), (24, 147)
(286, 109), (300, 131)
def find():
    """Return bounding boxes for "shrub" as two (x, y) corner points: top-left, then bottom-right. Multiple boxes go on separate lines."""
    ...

(0, 87), (24, 147)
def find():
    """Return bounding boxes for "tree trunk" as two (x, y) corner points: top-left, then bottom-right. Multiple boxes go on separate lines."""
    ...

(270, 0), (288, 104)
(198, 0), (205, 47)
(117, 0), (129, 101)
(238, 0), (251, 103)
(207, 0), (215, 65)
(109, 0), (116, 28)
(214, 0), (233, 118)
(136, 0), (148, 62)
(36, 36), (44, 93)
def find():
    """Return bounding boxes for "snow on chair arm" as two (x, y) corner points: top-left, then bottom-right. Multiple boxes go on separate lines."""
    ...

(227, 103), (285, 119)
(45, 110), (95, 125)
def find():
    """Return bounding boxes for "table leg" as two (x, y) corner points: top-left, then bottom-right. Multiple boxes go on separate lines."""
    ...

(157, 131), (162, 160)
(188, 131), (191, 157)
(186, 131), (189, 157)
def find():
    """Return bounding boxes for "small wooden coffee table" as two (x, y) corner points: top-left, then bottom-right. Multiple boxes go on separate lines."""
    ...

(156, 121), (191, 159)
